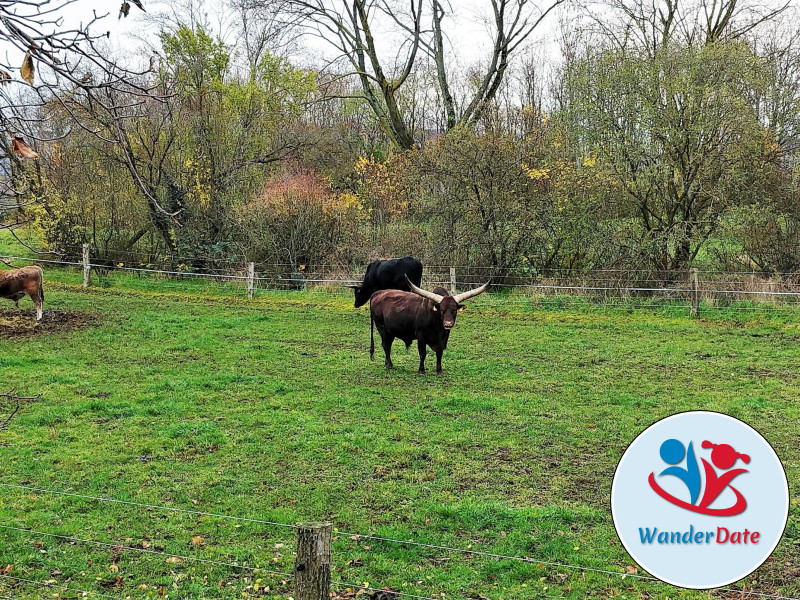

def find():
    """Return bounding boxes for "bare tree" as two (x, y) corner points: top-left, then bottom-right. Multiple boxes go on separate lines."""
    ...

(0, 0), (149, 252)
(578, 0), (791, 56)
(259, 0), (564, 149)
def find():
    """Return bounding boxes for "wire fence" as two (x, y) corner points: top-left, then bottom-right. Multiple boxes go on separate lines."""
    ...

(7, 249), (800, 315)
(0, 482), (797, 600)
(5, 249), (800, 596)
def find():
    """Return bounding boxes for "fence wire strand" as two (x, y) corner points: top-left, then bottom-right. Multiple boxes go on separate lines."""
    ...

(0, 524), (294, 579)
(0, 483), (298, 530)
(331, 579), (438, 600)
(0, 574), (123, 600)
(7, 253), (800, 299)
(3, 483), (797, 598)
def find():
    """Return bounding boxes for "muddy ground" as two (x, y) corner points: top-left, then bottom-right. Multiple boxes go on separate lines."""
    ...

(0, 309), (99, 339)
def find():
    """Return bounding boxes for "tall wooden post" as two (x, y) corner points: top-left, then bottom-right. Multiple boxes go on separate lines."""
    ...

(450, 266), (457, 294)
(690, 268), (699, 317)
(82, 244), (90, 288)
(295, 523), (332, 600)
(247, 262), (255, 299)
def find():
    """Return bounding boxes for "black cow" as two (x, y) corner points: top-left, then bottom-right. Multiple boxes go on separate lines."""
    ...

(369, 277), (489, 373)
(348, 257), (423, 308)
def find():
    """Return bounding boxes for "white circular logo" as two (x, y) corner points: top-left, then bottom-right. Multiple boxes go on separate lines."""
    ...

(611, 411), (789, 589)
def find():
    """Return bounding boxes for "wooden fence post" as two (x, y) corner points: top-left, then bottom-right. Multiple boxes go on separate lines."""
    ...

(247, 262), (255, 299)
(450, 266), (457, 294)
(82, 244), (90, 288)
(690, 268), (699, 317)
(295, 522), (332, 600)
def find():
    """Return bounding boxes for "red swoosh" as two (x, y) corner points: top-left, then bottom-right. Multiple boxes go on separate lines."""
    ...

(648, 472), (747, 516)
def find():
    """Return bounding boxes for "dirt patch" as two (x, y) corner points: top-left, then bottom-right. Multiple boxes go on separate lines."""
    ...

(0, 309), (100, 339)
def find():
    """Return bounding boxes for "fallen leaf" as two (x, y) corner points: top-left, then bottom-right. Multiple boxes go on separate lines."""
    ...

(191, 535), (204, 546)
(0, 70), (10, 85)
(625, 565), (638, 574)
(346, 558), (363, 567)
(1, 565), (12, 574)
(165, 556), (181, 564)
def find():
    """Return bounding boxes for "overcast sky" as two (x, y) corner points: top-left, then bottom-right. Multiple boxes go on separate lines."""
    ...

(3, 0), (563, 66)
(0, 0), (567, 94)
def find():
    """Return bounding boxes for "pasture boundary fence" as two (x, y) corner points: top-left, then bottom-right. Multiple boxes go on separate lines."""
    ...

(0, 483), (797, 600)
(7, 247), (800, 315)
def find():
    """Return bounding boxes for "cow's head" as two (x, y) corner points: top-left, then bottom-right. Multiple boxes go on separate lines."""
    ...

(406, 276), (489, 330)
(347, 284), (372, 308)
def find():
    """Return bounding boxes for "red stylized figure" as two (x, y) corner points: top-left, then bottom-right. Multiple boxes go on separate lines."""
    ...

(648, 440), (750, 516)
(697, 441), (749, 512)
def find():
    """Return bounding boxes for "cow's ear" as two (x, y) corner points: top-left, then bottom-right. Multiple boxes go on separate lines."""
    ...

(458, 305), (466, 312)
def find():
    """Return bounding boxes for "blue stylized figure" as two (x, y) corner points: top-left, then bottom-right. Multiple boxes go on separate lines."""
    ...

(658, 439), (701, 505)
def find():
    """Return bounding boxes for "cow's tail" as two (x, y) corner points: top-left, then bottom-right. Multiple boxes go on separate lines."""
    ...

(370, 309), (375, 361)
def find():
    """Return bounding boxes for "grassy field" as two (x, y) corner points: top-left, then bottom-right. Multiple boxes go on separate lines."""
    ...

(1, 250), (799, 599)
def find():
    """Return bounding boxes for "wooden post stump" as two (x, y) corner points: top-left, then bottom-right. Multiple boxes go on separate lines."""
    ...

(450, 266), (457, 295)
(295, 522), (332, 600)
(247, 262), (255, 299)
(690, 268), (699, 317)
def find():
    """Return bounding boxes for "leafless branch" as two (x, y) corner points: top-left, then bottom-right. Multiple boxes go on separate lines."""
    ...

(0, 389), (42, 432)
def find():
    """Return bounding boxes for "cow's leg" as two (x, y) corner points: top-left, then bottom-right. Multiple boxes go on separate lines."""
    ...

(435, 349), (444, 373)
(417, 340), (427, 374)
(33, 290), (43, 321)
(381, 335), (395, 369)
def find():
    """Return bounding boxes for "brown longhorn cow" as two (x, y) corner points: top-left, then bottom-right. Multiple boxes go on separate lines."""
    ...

(369, 277), (489, 373)
(1, 265), (45, 321)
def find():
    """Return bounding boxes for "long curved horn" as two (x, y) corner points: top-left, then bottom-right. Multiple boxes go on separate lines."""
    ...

(453, 282), (490, 303)
(406, 275), (444, 304)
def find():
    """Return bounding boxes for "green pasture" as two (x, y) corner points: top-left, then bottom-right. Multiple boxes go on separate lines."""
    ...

(1, 250), (799, 599)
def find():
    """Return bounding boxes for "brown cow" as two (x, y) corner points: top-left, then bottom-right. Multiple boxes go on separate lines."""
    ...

(369, 277), (489, 373)
(0, 265), (44, 321)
